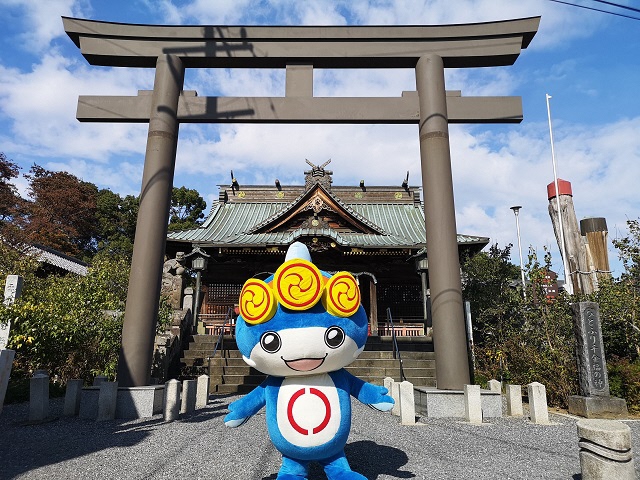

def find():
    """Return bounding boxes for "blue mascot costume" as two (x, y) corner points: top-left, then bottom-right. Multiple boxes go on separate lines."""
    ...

(224, 242), (394, 479)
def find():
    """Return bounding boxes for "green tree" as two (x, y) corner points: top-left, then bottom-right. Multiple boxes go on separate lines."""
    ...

(593, 218), (640, 358)
(0, 153), (26, 245)
(95, 189), (139, 258)
(462, 243), (522, 348)
(614, 218), (640, 283)
(463, 244), (578, 406)
(168, 186), (206, 231)
(0, 153), (21, 222)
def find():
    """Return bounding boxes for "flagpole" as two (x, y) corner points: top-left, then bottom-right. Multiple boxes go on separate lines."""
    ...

(546, 94), (573, 295)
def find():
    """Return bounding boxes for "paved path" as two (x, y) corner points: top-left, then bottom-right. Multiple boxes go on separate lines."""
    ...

(1, 395), (639, 479)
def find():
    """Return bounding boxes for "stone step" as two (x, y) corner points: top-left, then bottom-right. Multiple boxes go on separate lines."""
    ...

(210, 349), (243, 359)
(182, 349), (217, 359)
(205, 354), (433, 368)
(180, 357), (209, 368)
(221, 374), (267, 385)
(210, 365), (259, 375)
(181, 347), (242, 366)
(357, 350), (435, 360)
(209, 357), (248, 367)
(191, 335), (237, 346)
(349, 358), (434, 368)
(348, 376), (436, 387)
(345, 366), (435, 378)
(211, 383), (257, 395)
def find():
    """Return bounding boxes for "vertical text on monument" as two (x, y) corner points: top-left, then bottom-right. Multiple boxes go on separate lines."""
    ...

(573, 302), (610, 397)
(1, 275), (23, 350)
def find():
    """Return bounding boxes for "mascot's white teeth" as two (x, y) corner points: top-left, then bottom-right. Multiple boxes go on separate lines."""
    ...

(283, 354), (327, 372)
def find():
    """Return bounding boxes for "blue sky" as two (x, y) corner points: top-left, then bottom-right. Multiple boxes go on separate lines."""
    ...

(0, 0), (639, 280)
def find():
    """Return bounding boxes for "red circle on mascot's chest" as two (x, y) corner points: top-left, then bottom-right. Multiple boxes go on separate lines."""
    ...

(287, 387), (331, 435)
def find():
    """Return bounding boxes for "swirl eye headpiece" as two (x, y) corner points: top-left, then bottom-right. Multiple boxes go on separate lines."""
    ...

(238, 259), (361, 325)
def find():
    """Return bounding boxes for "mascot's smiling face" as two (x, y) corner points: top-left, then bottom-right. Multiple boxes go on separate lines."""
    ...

(235, 244), (368, 377)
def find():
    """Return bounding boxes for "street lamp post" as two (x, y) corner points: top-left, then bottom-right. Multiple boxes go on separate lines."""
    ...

(510, 206), (527, 298)
(414, 252), (430, 326)
(185, 246), (210, 334)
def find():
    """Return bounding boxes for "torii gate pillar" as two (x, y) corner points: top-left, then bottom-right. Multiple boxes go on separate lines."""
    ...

(416, 55), (469, 389)
(117, 55), (184, 386)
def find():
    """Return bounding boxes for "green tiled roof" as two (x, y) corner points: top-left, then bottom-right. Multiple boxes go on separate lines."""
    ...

(167, 200), (488, 249)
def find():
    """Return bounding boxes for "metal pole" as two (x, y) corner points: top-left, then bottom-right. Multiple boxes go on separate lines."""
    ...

(420, 270), (429, 321)
(117, 55), (184, 387)
(193, 270), (202, 332)
(546, 94), (573, 295)
(510, 206), (527, 298)
(416, 54), (470, 390)
(464, 300), (475, 385)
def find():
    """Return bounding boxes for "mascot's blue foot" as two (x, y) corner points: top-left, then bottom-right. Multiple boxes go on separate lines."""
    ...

(322, 453), (368, 480)
(276, 475), (307, 480)
(325, 470), (367, 480)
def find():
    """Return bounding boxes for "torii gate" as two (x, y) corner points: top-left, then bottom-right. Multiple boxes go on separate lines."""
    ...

(64, 16), (540, 390)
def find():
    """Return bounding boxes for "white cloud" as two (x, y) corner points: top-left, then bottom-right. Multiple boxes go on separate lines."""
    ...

(0, 52), (152, 162)
(1, 0), (637, 279)
(1, 0), (90, 53)
(150, 0), (610, 51)
(154, 0), (257, 24)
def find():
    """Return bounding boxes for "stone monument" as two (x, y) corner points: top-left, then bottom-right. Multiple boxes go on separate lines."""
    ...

(568, 302), (627, 418)
(1, 275), (23, 349)
(161, 252), (186, 309)
(1, 275), (23, 414)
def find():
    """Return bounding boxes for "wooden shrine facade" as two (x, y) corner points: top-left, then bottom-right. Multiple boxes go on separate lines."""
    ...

(166, 162), (488, 336)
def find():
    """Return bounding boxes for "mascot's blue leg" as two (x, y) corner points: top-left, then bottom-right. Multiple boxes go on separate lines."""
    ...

(276, 455), (309, 480)
(320, 452), (367, 480)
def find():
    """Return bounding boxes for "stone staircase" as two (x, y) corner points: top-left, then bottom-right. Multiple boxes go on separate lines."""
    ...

(181, 334), (436, 394)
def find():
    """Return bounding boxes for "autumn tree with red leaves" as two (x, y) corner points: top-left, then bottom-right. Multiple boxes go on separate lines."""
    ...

(19, 164), (99, 259)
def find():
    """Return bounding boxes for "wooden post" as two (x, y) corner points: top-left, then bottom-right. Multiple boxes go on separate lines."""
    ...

(547, 180), (595, 295)
(581, 217), (611, 288)
(369, 279), (378, 336)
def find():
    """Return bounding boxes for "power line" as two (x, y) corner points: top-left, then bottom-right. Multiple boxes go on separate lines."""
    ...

(548, 0), (640, 20)
(590, 0), (640, 14)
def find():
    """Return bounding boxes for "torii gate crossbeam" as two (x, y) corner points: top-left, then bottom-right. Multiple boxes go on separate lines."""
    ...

(64, 16), (540, 390)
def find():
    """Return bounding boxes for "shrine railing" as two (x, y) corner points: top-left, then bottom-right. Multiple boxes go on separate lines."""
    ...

(199, 313), (236, 336)
(377, 318), (425, 337)
(386, 308), (406, 382)
(206, 308), (236, 372)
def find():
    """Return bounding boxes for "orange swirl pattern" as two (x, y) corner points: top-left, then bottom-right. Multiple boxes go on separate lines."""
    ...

(239, 279), (277, 325)
(323, 272), (360, 317)
(273, 259), (324, 310)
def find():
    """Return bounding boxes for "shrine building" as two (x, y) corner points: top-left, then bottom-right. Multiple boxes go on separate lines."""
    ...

(165, 160), (488, 340)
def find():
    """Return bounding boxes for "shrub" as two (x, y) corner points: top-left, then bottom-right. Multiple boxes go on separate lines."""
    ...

(0, 252), (130, 387)
(607, 356), (640, 414)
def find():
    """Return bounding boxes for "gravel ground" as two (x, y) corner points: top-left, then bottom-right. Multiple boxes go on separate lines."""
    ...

(1, 395), (639, 480)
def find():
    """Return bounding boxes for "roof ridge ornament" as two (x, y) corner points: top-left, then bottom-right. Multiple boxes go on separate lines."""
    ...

(304, 159), (333, 191)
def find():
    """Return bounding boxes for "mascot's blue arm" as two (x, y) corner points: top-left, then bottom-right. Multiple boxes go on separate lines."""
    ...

(224, 379), (268, 427)
(340, 370), (395, 412)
